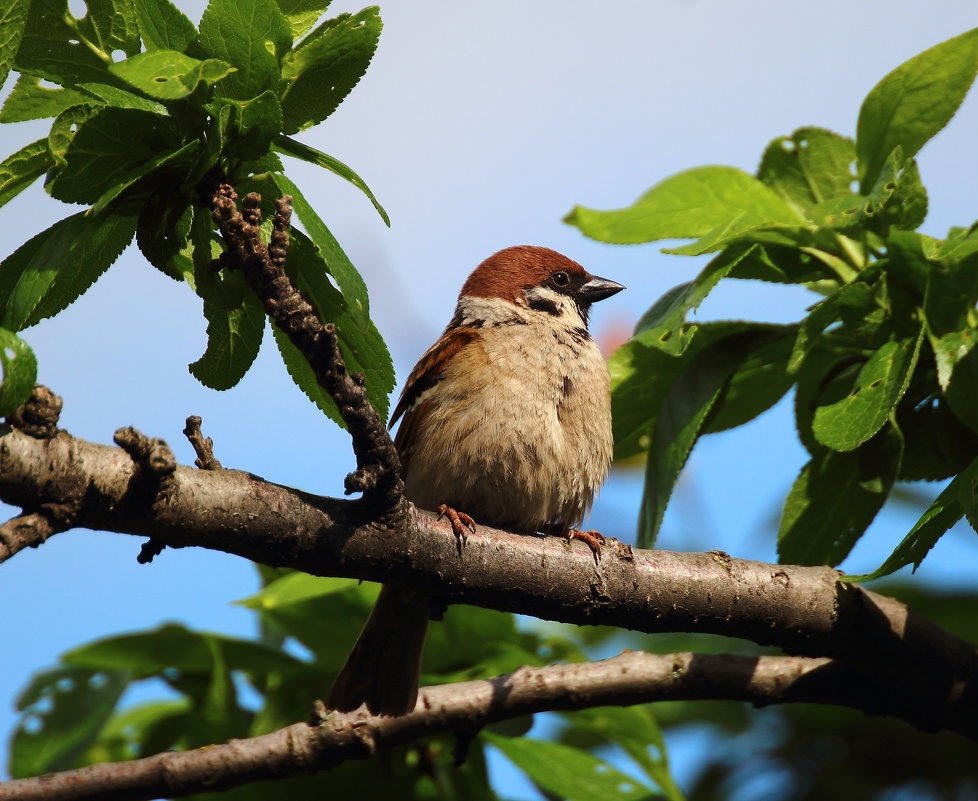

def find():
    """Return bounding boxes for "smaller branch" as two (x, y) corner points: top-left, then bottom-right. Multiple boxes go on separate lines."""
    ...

(211, 186), (403, 515)
(0, 503), (78, 561)
(0, 652), (925, 801)
(182, 416), (222, 471)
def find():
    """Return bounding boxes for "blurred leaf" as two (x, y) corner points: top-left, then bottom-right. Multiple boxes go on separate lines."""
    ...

(81, 700), (189, 764)
(778, 428), (902, 566)
(933, 329), (978, 435)
(485, 733), (657, 801)
(0, 327), (37, 418)
(279, 7), (382, 134)
(812, 330), (922, 452)
(856, 27), (978, 190)
(0, 0), (30, 90)
(566, 166), (799, 246)
(275, 0), (332, 38)
(63, 623), (304, 678)
(0, 139), (53, 210)
(275, 136), (388, 225)
(842, 458), (978, 582)
(237, 572), (360, 609)
(194, 0), (292, 99)
(272, 172), (370, 319)
(133, 0), (196, 51)
(0, 211), (137, 332)
(110, 50), (235, 100)
(896, 398), (978, 482)
(11, 667), (130, 778)
(0, 74), (92, 122)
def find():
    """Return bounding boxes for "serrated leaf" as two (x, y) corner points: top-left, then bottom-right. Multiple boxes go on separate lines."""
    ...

(485, 733), (654, 801)
(842, 459), (978, 582)
(10, 667), (130, 779)
(812, 330), (923, 452)
(194, 0), (292, 99)
(0, 0), (30, 89)
(0, 74), (92, 123)
(133, 0), (196, 51)
(778, 429), (902, 566)
(275, 0), (331, 38)
(565, 165), (800, 246)
(109, 50), (235, 100)
(857, 28), (978, 190)
(0, 211), (136, 332)
(0, 327), (37, 417)
(214, 90), (282, 160)
(48, 107), (184, 205)
(0, 139), (54, 210)
(275, 136), (388, 225)
(279, 6), (381, 133)
(639, 333), (757, 547)
(272, 172), (370, 317)
(189, 286), (265, 391)
(14, 0), (112, 86)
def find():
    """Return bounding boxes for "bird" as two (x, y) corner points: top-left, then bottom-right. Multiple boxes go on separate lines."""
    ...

(325, 245), (624, 716)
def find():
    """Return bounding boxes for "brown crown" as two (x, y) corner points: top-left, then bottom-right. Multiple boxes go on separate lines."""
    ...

(460, 246), (587, 301)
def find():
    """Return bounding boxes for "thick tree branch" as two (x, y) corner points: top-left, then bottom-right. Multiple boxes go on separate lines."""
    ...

(0, 651), (934, 801)
(1, 424), (977, 739)
(210, 186), (403, 511)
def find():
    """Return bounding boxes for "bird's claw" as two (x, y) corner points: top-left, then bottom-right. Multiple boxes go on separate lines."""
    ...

(566, 529), (606, 561)
(437, 504), (476, 550)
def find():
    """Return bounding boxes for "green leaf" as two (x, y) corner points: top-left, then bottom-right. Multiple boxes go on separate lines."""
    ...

(133, 0), (196, 51)
(214, 90), (283, 160)
(275, 0), (331, 38)
(279, 6), (382, 133)
(10, 667), (130, 778)
(960, 457), (978, 534)
(63, 623), (303, 677)
(788, 283), (873, 373)
(0, 211), (137, 332)
(856, 28), (978, 190)
(842, 458), (978, 582)
(77, 81), (168, 113)
(933, 329), (978, 435)
(194, 0), (292, 99)
(47, 107), (184, 205)
(0, 139), (54, 210)
(81, 699), (189, 764)
(91, 138), (199, 215)
(275, 135), (389, 225)
(701, 328), (796, 434)
(280, 229), (393, 421)
(272, 172), (370, 318)
(189, 281), (266, 391)
(0, 327), (37, 417)
(14, 0), (113, 86)
(109, 50), (236, 100)
(75, 0), (141, 59)
(757, 127), (857, 217)
(136, 194), (193, 281)
(639, 333), (758, 547)
(48, 104), (100, 167)
(778, 428), (902, 566)
(0, 74), (92, 123)
(0, 0), (30, 89)
(565, 165), (800, 246)
(237, 572), (360, 609)
(485, 733), (654, 801)
(812, 330), (923, 452)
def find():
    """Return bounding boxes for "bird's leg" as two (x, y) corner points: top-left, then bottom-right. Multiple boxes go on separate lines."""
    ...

(437, 504), (476, 551)
(565, 528), (606, 561)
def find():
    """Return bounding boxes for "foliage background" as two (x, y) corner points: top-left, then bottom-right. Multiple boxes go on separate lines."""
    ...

(1, 0), (977, 796)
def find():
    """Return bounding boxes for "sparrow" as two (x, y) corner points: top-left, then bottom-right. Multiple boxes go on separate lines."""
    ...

(326, 245), (624, 716)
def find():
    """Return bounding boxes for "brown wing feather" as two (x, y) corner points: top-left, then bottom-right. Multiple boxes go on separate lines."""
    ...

(390, 326), (481, 477)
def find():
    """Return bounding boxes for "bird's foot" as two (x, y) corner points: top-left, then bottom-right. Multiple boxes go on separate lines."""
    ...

(437, 504), (476, 552)
(565, 529), (606, 561)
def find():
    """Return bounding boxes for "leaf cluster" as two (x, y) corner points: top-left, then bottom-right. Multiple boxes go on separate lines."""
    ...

(0, 0), (394, 422)
(567, 28), (978, 579)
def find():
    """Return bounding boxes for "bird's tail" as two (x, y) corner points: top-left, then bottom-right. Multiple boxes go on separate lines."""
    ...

(325, 584), (430, 716)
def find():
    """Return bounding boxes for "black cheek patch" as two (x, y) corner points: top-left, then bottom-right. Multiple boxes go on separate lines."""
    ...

(526, 294), (562, 316)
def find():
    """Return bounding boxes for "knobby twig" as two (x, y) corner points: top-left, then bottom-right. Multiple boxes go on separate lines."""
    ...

(1, 423), (976, 739)
(210, 185), (403, 514)
(0, 651), (934, 801)
(183, 416), (222, 470)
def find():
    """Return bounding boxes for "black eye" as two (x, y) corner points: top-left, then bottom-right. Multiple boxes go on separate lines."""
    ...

(551, 271), (570, 287)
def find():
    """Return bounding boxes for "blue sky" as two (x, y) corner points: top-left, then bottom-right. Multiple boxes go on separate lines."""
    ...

(1, 1), (977, 794)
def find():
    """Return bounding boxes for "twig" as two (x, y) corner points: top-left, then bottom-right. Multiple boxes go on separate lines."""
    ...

(210, 186), (403, 514)
(0, 651), (942, 801)
(183, 416), (222, 470)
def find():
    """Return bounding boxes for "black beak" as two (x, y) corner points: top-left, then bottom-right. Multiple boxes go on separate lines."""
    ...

(577, 274), (625, 303)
